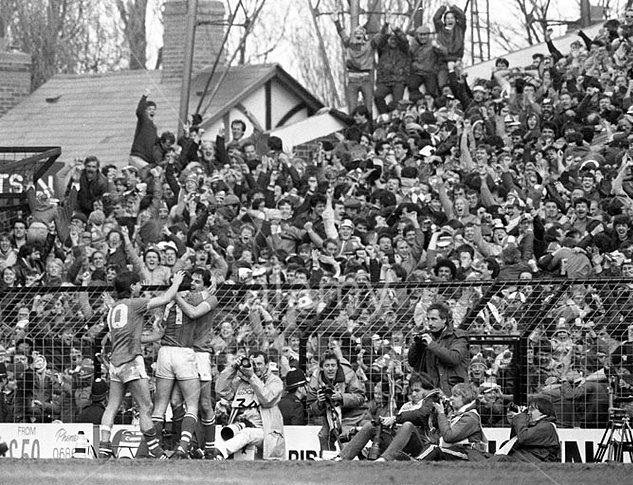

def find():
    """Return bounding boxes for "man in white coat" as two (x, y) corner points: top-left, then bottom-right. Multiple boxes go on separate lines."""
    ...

(211, 350), (286, 460)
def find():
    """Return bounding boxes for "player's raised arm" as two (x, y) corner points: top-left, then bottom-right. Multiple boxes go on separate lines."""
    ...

(176, 292), (218, 318)
(147, 271), (185, 310)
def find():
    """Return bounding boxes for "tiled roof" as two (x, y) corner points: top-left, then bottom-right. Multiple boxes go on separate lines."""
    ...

(0, 64), (322, 166)
(191, 64), (323, 127)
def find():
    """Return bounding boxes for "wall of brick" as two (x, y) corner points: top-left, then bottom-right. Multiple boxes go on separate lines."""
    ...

(293, 134), (339, 161)
(161, 0), (225, 83)
(0, 51), (31, 117)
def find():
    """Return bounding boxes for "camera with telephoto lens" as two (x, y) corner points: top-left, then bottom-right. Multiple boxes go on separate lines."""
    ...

(220, 418), (255, 441)
(427, 389), (445, 403)
(427, 389), (452, 414)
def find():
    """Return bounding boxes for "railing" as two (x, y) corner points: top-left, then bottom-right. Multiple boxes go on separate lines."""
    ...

(0, 278), (631, 427)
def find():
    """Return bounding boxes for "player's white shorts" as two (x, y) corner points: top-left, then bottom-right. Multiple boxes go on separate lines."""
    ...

(195, 352), (212, 382)
(109, 355), (148, 383)
(155, 346), (198, 380)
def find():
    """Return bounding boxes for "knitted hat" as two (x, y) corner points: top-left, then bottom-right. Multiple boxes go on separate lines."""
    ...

(91, 378), (108, 401)
(221, 194), (240, 206)
(416, 25), (431, 35)
(470, 355), (488, 369)
(184, 173), (199, 188)
(71, 212), (88, 224)
(285, 368), (307, 391)
(554, 319), (571, 336)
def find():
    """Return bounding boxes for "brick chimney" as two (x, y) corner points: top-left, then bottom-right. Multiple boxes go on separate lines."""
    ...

(0, 51), (31, 117)
(161, 0), (225, 82)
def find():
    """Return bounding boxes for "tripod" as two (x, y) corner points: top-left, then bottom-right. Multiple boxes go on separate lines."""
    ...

(595, 417), (633, 463)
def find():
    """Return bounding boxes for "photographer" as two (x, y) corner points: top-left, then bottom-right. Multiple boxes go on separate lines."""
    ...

(339, 373), (438, 461)
(408, 303), (469, 395)
(417, 383), (487, 461)
(210, 350), (285, 460)
(494, 395), (560, 462)
(306, 350), (367, 451)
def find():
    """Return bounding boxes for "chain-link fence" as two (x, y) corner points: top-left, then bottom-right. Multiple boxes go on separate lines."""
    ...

(0, 279), (631, 427)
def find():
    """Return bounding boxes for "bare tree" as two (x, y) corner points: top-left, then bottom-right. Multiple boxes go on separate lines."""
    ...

(3, 0), (125, 89)
(116, 0), (148, 70)
(224, 0), (271, 66)
(512, 0), (554, 45)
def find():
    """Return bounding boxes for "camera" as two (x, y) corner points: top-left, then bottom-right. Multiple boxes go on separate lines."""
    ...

(220, 418), (255, 440)
(611, 397), (633, 420)
(319, 386), (336, 404)
(220, 422), (247, 441)
(414, 334), (428, 346)
(427, 389), (452, 414)
(508, 402), (526, 413)
(233, 357), (251, 371)
(427, 389), (445, 404)
(321, 386), (335, 400)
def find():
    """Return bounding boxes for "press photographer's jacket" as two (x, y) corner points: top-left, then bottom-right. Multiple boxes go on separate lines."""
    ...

(306, 357), (367, 428)
(508, 413), (560, 462)
(407, 325), (469, 395)
(437, 402), (487, 451)
(216, 366), (286, 460)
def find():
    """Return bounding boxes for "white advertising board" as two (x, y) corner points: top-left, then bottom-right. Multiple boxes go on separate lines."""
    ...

(0, 423), (93, 459)
(0, 424), (628, 462)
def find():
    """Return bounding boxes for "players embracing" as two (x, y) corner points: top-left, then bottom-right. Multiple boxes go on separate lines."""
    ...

(147, 267), (218, 458)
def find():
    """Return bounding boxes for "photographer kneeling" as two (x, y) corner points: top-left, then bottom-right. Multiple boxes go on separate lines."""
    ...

(417, 383), (488, 461)
(339, 373), (438, 461)
(211, 351), (285, 460)
(307, 351), (367, 451)
(493, 395), (560, 462)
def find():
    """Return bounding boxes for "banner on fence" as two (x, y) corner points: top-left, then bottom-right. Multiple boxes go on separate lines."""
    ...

(0, 424), (627, 462)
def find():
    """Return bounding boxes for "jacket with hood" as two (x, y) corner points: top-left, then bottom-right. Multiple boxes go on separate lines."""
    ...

(507, 413), (560, 462)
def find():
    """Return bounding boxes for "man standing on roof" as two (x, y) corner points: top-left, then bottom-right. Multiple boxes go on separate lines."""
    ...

(408, 25), (446, 100)
(130, 88), (158, 170)
(99, 270), (185, 459)
(373, 23), (411, 114)
(433, 2), (467, 89)
(333, 12), (376, 112)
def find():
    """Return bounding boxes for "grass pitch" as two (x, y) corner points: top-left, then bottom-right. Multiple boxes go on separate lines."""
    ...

(1, 459), (632, 485)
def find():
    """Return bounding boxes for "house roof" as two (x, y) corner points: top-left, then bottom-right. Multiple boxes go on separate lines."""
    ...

(0, 63), (323, 166)
(193, 64), (324, 129)
(464, 23), (604, 81)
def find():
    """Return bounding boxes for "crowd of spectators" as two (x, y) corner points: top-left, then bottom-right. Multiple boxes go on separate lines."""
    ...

(1, 4), (633, 434)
